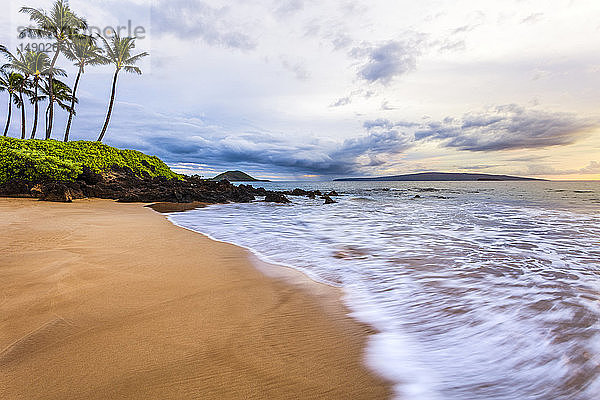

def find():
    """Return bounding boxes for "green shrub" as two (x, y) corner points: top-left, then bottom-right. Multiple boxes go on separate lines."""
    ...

(0, 137), (180, 184)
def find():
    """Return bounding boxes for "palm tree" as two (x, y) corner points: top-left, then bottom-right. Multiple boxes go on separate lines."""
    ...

(62, 35), (105, 141)
(39, 78), (77, 134)
(3, 49), (65, 139)
(96, 34), (148, 142)
(19, 0), (87, 139)
(0, 69), (9, 135)
(22, 51), (51, 139)
(0, 70), (25, 137)
(1, 46), (33, 139)
(28, 52), (52, 139)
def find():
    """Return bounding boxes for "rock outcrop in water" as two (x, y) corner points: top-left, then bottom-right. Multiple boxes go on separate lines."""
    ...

(264, 192), (292, 204)
(322, 195), (336, 204)
(280, 188), (341, 204)
(283, 188), (323, 198)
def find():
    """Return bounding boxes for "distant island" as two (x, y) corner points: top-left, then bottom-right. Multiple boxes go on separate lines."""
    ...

(334, 172), (545, 182)
(211, 171), (271, 182)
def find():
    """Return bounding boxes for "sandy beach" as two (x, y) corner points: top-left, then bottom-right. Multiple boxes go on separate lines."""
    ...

(0, 198), (390, 400)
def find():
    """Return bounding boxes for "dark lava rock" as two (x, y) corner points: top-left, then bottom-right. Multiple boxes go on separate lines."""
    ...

(327, 190), (339, 196)
(0, 180), (34, 197)
(322, 195), (336, 204)
(31, 182), (84, 202)
(240, 184), (267, 196)
(113, 176), (257, 204)
(265, 192), (291, 203)
(77, 165), (103, 185)
(1, 165), (262, 204)
(285, 188), (318, 197)
(284, 188), (327, 199)
(254, 187), (268, 196)
(291, 188), (308, 196)
(0, 165), (315, 205)
(413, 195), (421, 199)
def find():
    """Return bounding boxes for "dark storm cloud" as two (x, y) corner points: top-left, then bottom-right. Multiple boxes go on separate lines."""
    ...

(158, 128), (412, 176)
(144, 133), (357, 175)
(96, 102), (414, 176)
(351, 36), (425, 84)
(413, 105), (594, 151)
(151, 0), (256, 49)
(92, 100), (593, 177)
(335, 129), (412, 157)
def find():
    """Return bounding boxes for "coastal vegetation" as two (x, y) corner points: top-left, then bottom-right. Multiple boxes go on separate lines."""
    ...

(0, 137), (288, 205)
(0, 136), (178, 184)
(0, 0), (147, 143)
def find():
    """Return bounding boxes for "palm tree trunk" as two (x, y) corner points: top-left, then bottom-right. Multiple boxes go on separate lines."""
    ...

(45, 105), (50, 134)
(30, 80), (39, 139)
(64, 65), (83, 142)
(46, 45), (61, 140)
(3, 96), (11, 136)
(98, 69), (119, 142)
(19, 84), (26, 140)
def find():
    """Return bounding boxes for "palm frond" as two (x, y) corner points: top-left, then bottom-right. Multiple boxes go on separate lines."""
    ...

(12, 94), (23, 106)
(0, 45), (15, 61)
(19, 7), (51, 24)
(63, 34), (106, 68)
(19, 27), (52, 40)
(19, 8), (53, 38)
(0, 70), (8, 89)
(96, 34), (117, 63)
(123, 66), (142, 75)
(40, 78), (76, 105)
(124, 52), (149, 66)
(51, 67), (67, 77)
(99, 34), (148, 73)
(20, 0), (87, 41)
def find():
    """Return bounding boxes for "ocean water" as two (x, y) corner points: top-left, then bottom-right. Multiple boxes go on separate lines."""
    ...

(167, 181), (600, 400)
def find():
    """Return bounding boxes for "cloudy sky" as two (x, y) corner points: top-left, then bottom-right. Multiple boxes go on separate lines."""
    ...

(2, 0), (600, 180)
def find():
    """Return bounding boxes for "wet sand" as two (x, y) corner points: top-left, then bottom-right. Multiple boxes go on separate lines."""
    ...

(0, 198), (390, 399)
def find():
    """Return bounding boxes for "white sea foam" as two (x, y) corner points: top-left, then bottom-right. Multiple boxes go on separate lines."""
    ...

(168, 181), (600, 399)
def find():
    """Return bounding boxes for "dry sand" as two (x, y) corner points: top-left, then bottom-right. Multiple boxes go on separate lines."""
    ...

(0, 198), (391, 399)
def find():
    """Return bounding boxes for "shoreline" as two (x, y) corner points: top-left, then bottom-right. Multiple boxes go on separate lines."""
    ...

(163, 210), (343, 290)
(0, 198), (391, 399)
